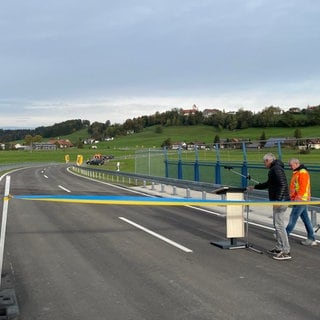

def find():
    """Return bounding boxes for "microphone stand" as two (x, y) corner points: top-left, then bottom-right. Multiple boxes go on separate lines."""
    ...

(243, 189), (263, 254)
(224, 166), (263, 254)
(224, 166), (260, 184)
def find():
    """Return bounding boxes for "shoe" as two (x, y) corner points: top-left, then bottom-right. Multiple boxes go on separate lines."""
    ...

(273, 252), (292, 261)
(267, 247), (281, 255)
(301, 239), (317, 246)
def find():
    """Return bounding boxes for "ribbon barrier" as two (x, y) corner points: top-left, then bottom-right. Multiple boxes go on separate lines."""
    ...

(11, 194), (320, 207)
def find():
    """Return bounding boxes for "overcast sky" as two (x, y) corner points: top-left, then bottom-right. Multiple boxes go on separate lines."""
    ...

(1, 0), (319, 128)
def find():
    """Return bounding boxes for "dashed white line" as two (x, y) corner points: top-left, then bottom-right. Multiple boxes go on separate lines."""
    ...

(119, 217), (193, 253)
(58, 185), (71, 193)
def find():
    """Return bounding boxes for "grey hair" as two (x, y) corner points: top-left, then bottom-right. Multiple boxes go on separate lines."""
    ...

(289, 158), (300, 165)
(263, 153), (276, 162)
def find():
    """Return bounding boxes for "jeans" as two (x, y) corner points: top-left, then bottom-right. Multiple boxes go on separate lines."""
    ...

(286, 205), (315, 241)
(274, 205), (290, 253)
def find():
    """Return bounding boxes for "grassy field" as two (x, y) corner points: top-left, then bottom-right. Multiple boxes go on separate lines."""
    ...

(2, 124), (320, 196)
(84, 125), (320, 149)
(1, 124), (320, 169)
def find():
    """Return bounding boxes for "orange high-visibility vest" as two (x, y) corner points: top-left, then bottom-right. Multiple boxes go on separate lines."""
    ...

(290, 168), (310, 201)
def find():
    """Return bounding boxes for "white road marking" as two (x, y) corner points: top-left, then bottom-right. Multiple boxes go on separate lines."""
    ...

(119, 217), (193, 253)
(58, 185), (71, 193)
(67, 167), (312, 242)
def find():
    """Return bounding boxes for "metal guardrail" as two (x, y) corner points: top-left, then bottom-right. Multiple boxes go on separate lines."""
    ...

(2, 163), (319, 229)
(73, 165), (223, 193)
(73, 165), (320, 228)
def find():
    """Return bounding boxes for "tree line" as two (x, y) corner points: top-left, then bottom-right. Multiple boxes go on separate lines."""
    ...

(0, 119), (89, 143)
(88, 105), (320, 140)
(1, 105), (320, 143)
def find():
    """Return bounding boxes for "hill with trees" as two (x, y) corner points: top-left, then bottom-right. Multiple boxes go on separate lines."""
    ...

(0, 119), (89, 143)
(1, 105), (320, 145)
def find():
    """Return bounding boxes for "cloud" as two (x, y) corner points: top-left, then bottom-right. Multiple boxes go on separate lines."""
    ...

(0, 1), (319, 128)
(1, 79), (319, 129)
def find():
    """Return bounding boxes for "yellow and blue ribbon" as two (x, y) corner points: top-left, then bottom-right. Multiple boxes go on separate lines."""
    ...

(12, 194), (320, 206)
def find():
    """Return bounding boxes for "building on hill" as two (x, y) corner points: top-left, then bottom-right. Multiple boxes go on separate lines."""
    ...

(203, 109), (220, 117)
(264, 138), (283, 148)
(246, 142), (261, 150)
(288, 107), (301, 113)
(186, 141), (206, 150)
(49, 139), (74, 148)
(14, 143), (31, 150)
(32, 142), (57, 150)
(171, 142), (186, 150)
(182, 104), (198, 116)
(307, 105), (320, 110)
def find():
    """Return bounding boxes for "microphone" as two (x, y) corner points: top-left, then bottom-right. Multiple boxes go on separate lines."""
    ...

(224, 166), (233, 170)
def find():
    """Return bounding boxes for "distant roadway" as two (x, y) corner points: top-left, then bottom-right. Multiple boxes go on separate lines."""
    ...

(1, 164), (320, 320)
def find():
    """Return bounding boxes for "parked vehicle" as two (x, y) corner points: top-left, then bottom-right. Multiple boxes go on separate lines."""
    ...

(86, 158), (104, 165)
(86, 153), (114, 165)
(102, 155), (114, 160)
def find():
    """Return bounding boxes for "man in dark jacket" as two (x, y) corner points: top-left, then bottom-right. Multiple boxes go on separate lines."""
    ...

(252, 153), (291, 260)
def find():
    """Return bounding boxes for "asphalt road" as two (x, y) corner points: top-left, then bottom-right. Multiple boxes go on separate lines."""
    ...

(1, 164), (320, 320)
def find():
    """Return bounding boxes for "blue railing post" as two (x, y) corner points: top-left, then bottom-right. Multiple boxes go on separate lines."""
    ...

(277, 141), (282, 160)
(178, 147), (183, 179)
(242, 142), (247, 163)
(215, 161), (221, 184)
(241, 162), (248, 187)
(241, 142), (249, 187)
(194, 145), (199, 181)
(214, 143), (222, 184)
(194, 161), (199, 181)
(178, 160), (183, 179)
(215, 143), (221, 162)
(163, 147), (169, 178)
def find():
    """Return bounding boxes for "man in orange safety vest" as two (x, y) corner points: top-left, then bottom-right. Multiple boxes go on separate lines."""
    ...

(286, 158), (317, 246)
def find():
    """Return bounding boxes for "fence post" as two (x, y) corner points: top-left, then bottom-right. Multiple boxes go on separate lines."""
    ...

(163, 147), (169, 178)
(215, 161), (221, 185)
(194, 161), (199, 182)
(178, 147), (183, 179)
(242, 141), (247, 163)
(277, 140), (282, 160)
(172, 186), (177, 195)
(178, 160), (183, 180)
(241, 162), (248, 188)
(164, 158), (169, 178)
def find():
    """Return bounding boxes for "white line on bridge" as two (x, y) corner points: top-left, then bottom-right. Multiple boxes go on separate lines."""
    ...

(119, 217), (193, 253)
(58, 185), (71, 193)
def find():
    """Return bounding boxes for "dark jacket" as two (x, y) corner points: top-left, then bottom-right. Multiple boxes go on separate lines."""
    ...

(254, 159), (290, 201)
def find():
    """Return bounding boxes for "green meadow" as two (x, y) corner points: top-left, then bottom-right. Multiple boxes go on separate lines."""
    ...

(64, 124), (320, 150)
(2, 125), (320, 195)
(1, 125), (320, 170)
